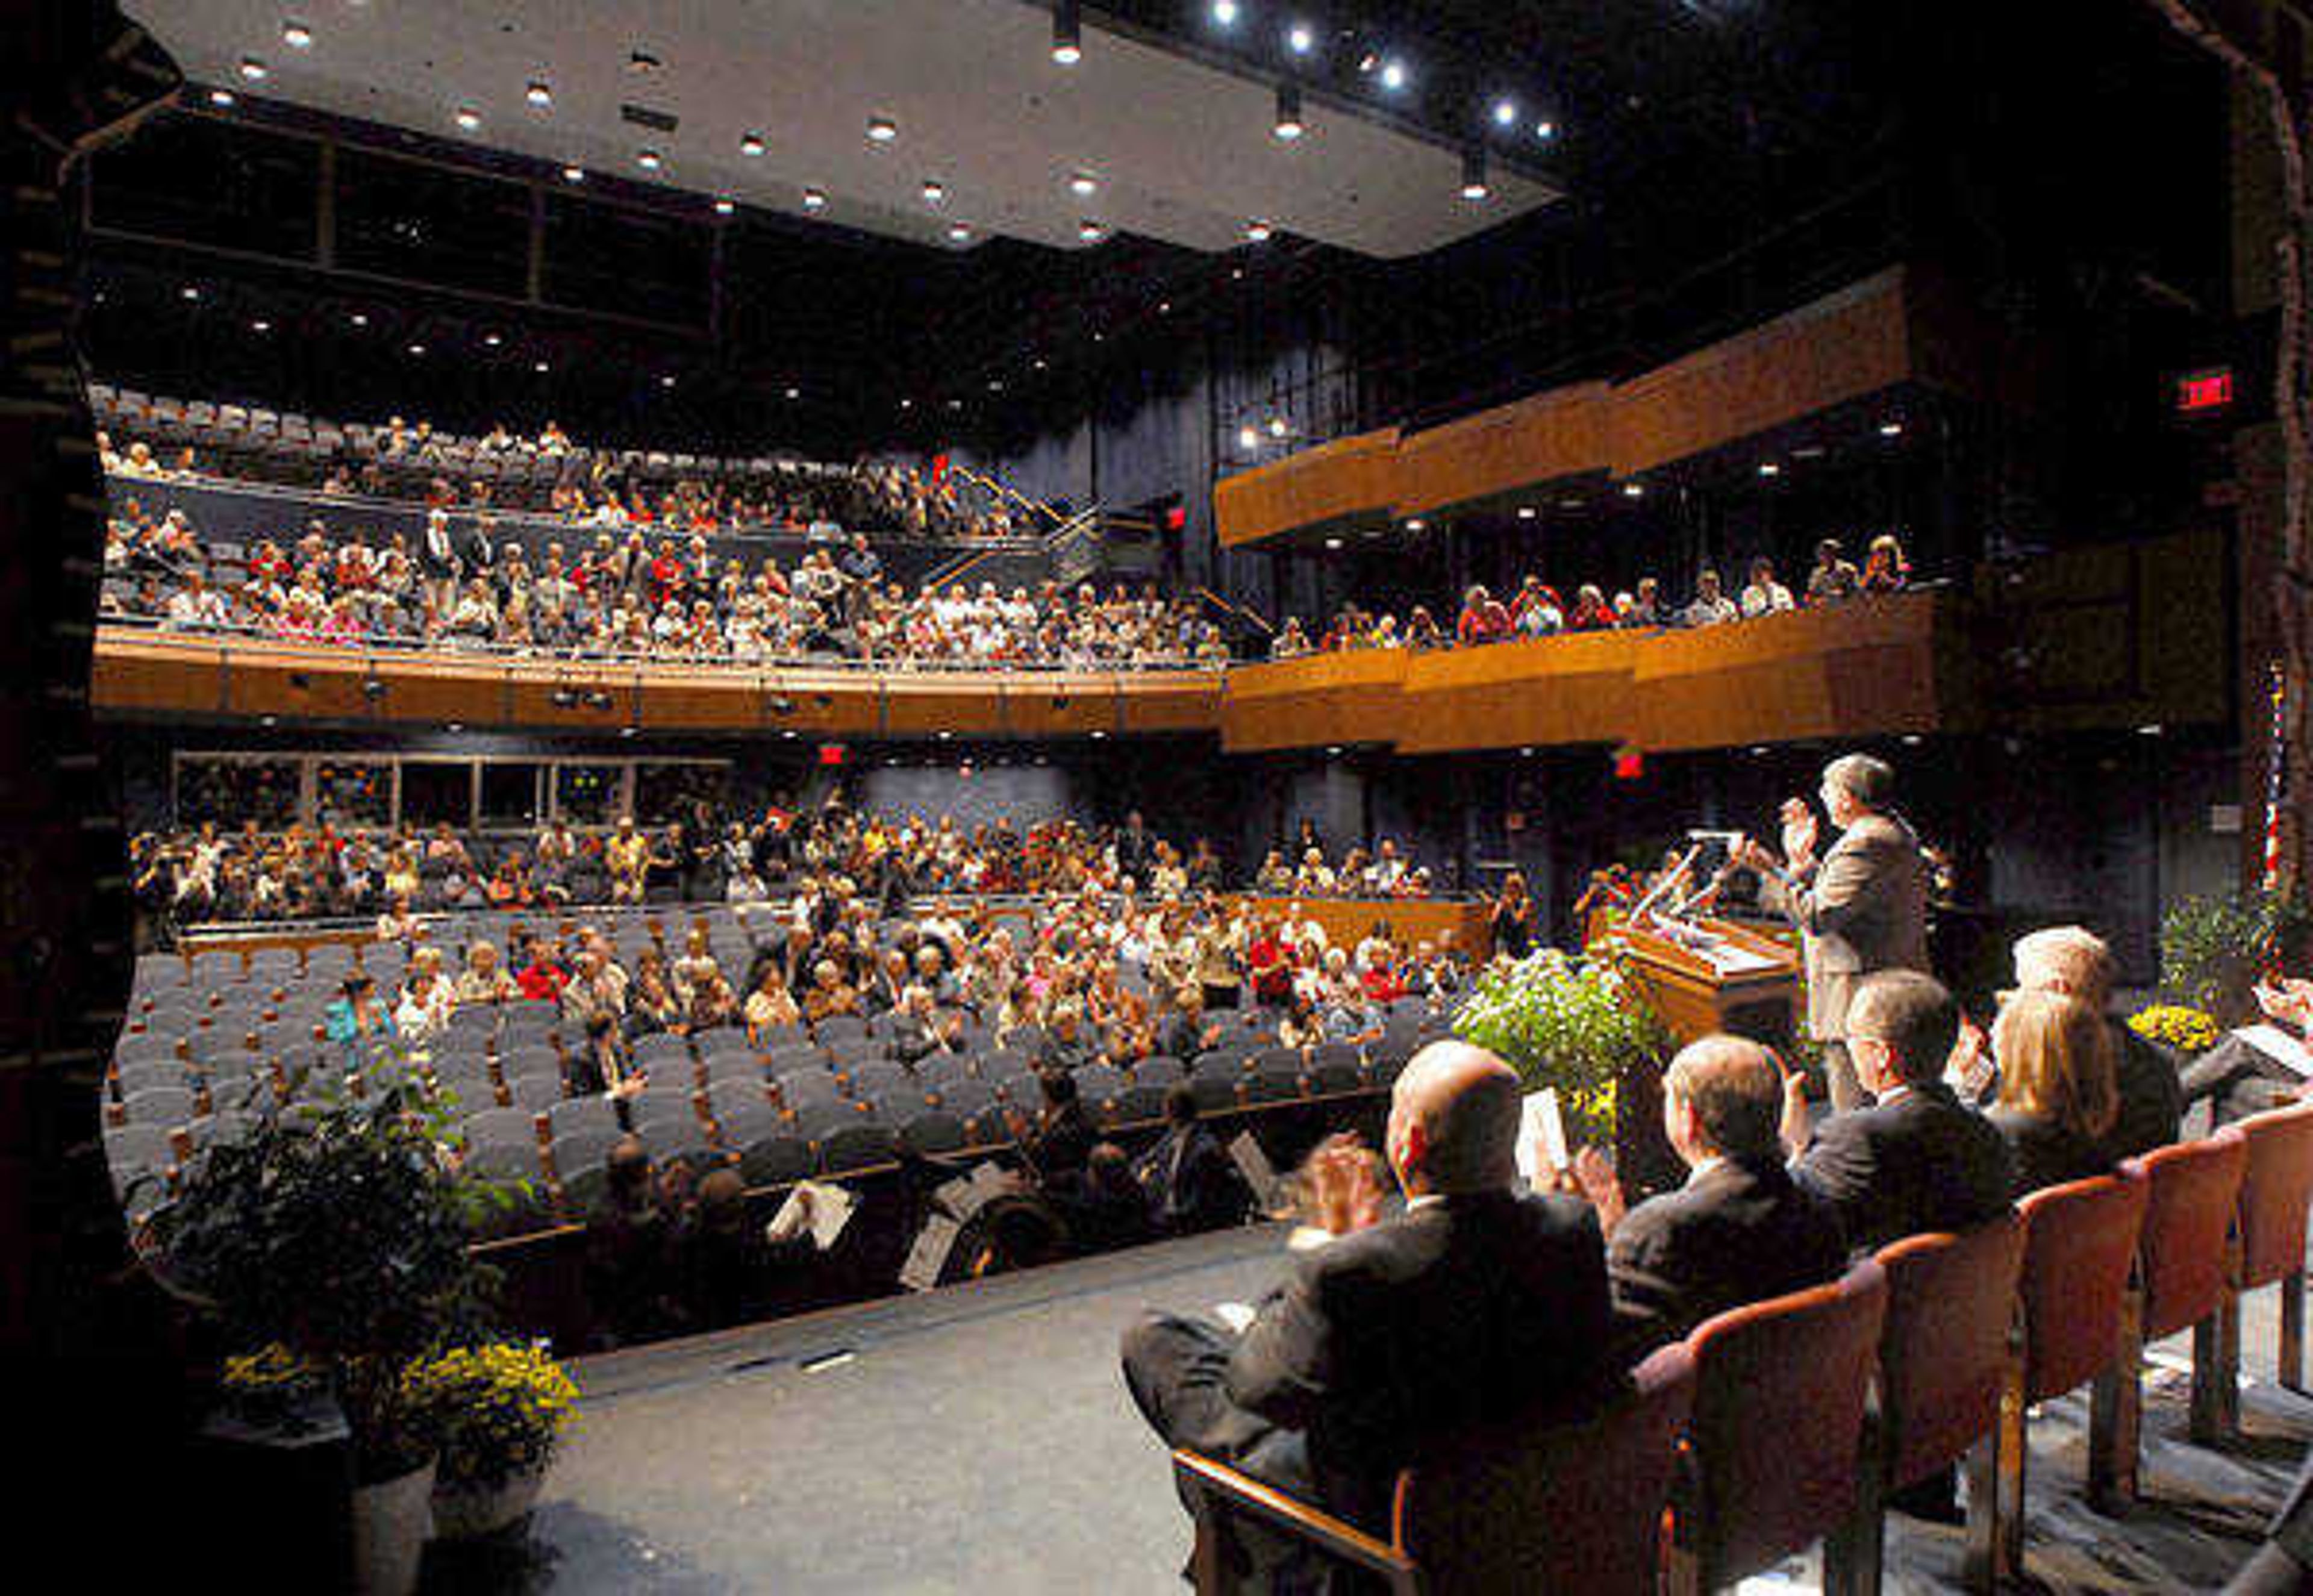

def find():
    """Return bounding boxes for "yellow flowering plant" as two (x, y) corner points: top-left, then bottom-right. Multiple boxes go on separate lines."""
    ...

(1452, 948), (1668, 1149)
(2128, 1004), (2224, 1058)
(404, 1342), (581, 1490)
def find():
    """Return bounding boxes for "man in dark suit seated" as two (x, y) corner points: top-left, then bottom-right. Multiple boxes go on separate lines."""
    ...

(1564, 1035), (1846, 1359)
(2177, 974), (2313, 1127)
(1120, 1041), (1620, 1541)
(1135, 1084), (1251, 1238)
(1782, 970), (2015, 1255)
(2011, 926), (2182, 1156)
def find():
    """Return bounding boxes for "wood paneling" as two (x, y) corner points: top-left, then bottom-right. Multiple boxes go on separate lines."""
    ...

(1397, 630), (1645, 753)
(1231, 896), (1492, 961)
(1220, 649), (1410, 750)
(1214, 426), (1402, 549)
(1395, 382), (1612, 519)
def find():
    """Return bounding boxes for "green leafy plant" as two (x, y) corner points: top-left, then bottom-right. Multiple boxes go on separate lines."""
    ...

(149, 1067), (508, 1480)
(2159, 889), (2311, 1023)
(405, 1342), (580, 1491)
(1451, 949), (1672, 1148)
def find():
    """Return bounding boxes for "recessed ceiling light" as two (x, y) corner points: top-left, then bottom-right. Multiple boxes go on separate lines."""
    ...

(1287, 21), (1314, 53)
(534, 361), (549, 373)
(947, 398), (963, 410)
(1880, 420), (1905, 437)
(660, 374), (675, 388)
(901, 398), (914, 410)
(948, 222), (972, 242)
(454, 105), (481, 131)
(250, 318), (270, 332)
(209, 88), (236, 108)
(1460, 148), (1490, 200)
(349, 312), (366, 326)
(785, 386), (801, 399)
(1623, 482), (1644, 498)
(1273, 83), (1305, 140)
(1211, 0), (1239, 25)
(1267, 416), (1288, 437)
(921, 179), (946, 204)
(637, 149), (663, 171)
(1158, 300), (1171, 314)
(1323, 537), (1343, 550)
(801, 187), (828, 210)
(1238, 425), (1258, 449)
(282, 21), (313, 49)
(715, 197), (735, 216)
(866, 115), (898, 143)
(1534, 120), (1557, 141)
(1492, 98), (1519, 126)
(407, 343), (426, 355)
(1078, 219), (1107, 242)
(1052, 0), (1082, 64)
(1032, 357), (1047, 370)
(1517, 506), (1536, 520)
(526, 80), (552, 108)
(561, 164), (585, 182)
(1090, 729), (1107, 740)
(239, 56), (268, 80)
(1246, 218), (1273, 242)
(740, 132), (766, 157)
(1405, 517), (1426, 531)
(483, 332), (502, 347)
(1758, 461), (1781, 477)
(1069, 171), (1099, 196)
(179, 285), (199, 301)
(1381, 58), (1408, 91)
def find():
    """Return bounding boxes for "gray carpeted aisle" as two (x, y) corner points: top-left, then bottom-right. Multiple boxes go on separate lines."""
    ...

(425, 1221), (2313, 1594)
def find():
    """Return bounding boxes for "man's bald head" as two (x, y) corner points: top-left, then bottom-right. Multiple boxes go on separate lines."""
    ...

(1663, 1035), (1784, 1161)
(1387, 1041), (1523, 1195)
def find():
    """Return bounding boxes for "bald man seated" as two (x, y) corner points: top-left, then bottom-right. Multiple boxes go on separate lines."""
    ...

(1119, 1041), (1618, 1540)
(1568, 1035), (1847, 1359)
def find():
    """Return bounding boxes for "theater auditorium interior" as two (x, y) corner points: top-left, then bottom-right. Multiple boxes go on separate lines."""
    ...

(13, 0), (2313, 1591)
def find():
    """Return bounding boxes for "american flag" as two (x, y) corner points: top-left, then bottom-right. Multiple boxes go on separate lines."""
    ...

(2265, 659), (2290, 891)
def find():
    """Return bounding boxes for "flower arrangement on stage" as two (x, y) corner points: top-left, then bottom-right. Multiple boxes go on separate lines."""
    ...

(1452, 948), (1672, 1147)
(2127, 1003), (2224, 1058)
(405, 1341), (580, 1491)
(2159, 888), (2309, 1023)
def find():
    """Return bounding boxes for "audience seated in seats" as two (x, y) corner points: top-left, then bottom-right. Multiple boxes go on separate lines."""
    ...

(2179, 973), (2313, 1125)
(676, 1169), (816, 1333)
(323, 972), (399, 1061)
(583, 1136), (682, 1349)
(1983, 988), (2119, 1197)
(1782, 970), (2015, 1253)
(1455, 584), (1514, 646)
(1806, 537), (1862, 604)
(1135, 1084), (1252, 1238)
(1120, 1041), (1620, 1539)
(1741, 556), (1797, 618)
(1562, 1035), (1847, 1359)
(1012, 1068), (1098, 1192)
(2009, 924), (2182, 1156)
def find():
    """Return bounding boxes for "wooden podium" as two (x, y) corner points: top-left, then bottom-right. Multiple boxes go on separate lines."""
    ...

(1592, 914), (1802, 1197)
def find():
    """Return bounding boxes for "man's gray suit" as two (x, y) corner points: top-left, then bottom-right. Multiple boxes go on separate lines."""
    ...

(1777, 812), (1930, 1108)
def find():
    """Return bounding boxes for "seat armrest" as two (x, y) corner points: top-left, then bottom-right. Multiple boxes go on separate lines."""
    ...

(1170, 1450), (1417, 1586)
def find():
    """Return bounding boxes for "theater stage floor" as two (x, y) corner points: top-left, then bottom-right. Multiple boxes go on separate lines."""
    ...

(425, 1220), (2313, 1595)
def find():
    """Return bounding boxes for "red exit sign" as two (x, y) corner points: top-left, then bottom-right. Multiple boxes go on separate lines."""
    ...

(2176, 368), (2233, 414)
(817, 743), (847, 766)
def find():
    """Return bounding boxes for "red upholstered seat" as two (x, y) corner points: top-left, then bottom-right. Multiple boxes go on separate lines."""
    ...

(2128, 1128), (2248, 1342)
(2233, 1104), (2313, 1392)
(1670, 1259), (1887, 1591)
(2017, 1168), (2147, 1404)
(1876, 1214), (2026, 1489)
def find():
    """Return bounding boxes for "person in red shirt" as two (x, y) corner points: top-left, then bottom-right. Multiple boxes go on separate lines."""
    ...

(1455, 585), (1512, 646)
(1359, 958), (1405, 1005)
(515, 934), (567, 1003)
(1246, 918), (1296, 1008)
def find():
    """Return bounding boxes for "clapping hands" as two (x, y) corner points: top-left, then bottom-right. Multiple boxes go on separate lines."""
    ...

(1306, 1133), (1385, 1236)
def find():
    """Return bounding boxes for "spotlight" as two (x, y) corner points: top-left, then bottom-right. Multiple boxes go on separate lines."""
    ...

(1380, 58), (1407, 91)
(1492, 98), (1517, 127)
(1052, 1), (1082, 64)
(1069, 171), (1099, 196)
(1267, 416), (1288, 437)
(947, 222), (972, 242)
(921, 178), (946, 204)
(210, 88), (236, 108)
(1287, 20), (1314, 54)
(526, 80), (552, 108)
(1238, 425), (1258, 449)
(483, 331), (502, 347)
(1078, 218), (1107, 242)
(715, 197), (735, 216)
(1534, 120), (1556, 141)
(282, 20), (313, 48)
(866, 115), (898, 143)
(802, 187), (828, 210)
(740, 131), (766, 156)
(1245, 218), (1274, 242)
(561, 164), (585, 182)
(1273, 82), (1304, 140)
(637, 149), (663, 171)
(454, 105), (481, 131)
(1211, 0), (1239, 24)
(1460, 148), (1490, 200)
(1623, 482), (1644, 498)
(240, 56), (269, 80)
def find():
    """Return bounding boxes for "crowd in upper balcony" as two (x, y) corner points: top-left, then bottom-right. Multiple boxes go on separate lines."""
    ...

(1267, 534), (1914, 658)
(89, 382), (1028, 542)
(99, 491), (1234, 668)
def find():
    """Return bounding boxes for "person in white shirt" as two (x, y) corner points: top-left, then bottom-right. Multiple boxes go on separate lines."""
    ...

(163, 570), (228, 630)
(396, 966), (457, 1046)
(1740, 557), (1797, 619)
(1682, 569), (1740, 628)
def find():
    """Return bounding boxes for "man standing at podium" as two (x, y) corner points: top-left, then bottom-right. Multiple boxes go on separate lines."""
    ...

(1735, 753), (1929, 1112)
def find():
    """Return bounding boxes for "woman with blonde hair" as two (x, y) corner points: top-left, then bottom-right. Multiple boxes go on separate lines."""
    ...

(1987, 988), (2118, 1196)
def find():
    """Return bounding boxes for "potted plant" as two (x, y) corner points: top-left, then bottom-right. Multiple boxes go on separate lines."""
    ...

(1450, 947), (1672, 1151)
(2160, 888), (2311, 1024)
(415, 1341), (581, 1539)
(2127, 1002), (2225, 1064)
(149, 1068), (502, 1595)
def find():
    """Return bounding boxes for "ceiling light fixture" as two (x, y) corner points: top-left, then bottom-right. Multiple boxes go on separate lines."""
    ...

(1622, 481), (1644, 497)
(282, 20), (313, 48)
(1758, 461), (1781, 477)
(1238, 425), (1258, 449)
(239, 56), (269, 80)
(801, 187), (828, 210)
(561, 164), (585, 182)
(660, 374), (676, 389)
(1517, 506), (1537, 520)
(1879, 419), (1905, 437)
(637, 149), (663, 171)
(1381, 58), (1407, 90)
(1273, 82), (1305, 140)
(921, 178), (946, 204)
(1069, 171), (1099, 196)
(526, 79), (552, 108)
(1459, 147), (1490, 200)
(740, 132), (766, 156)
(714, 197), (735, 216)
(948, 222), (972, 242)
(534, 361), (550, 373)
(1491, 97), (1518, 127)
(1534, 119), (1557, 141)
(1404, 517), (1426, 531)
(407, 343), (426, 356)
(179, 286), (199, 301)
(250, 319), (270, 333)
(785, 386), (801, 399)
(1078, 218), (1107, 242)
(1323, 537), (1343, 550)
(349, 311), (367, 326)
(1211, 0), (1239, 25)
(483, 331), (502, 347)
(1052, 0), (1082, 64)
(454, 105), (481, 131)
(866, 115), (898, 143)
(1246, 218), (1273, 242)
(210, 88), (236, 108)
(1287, 20), (1314, 53)
(1267, 416), (1288, 437)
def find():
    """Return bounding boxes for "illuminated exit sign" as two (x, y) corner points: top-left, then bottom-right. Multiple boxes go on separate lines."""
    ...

(2176, 367), (2234, 415)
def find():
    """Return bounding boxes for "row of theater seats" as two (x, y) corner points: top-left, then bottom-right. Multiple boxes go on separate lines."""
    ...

(89, 382), (855, 515)
(1176, 1106), (2313, 1594)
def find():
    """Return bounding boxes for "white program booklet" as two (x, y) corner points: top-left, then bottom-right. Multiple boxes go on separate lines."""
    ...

(897, 1214), (963, 1292)
(2236, 1024), (2313, 1079)
(766, 1180), (858, 1252)
(1214, 1301), (1257, 1334)
(1229, 1132), (1283, 1211)
(1516, 1088), (1569, 1186)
